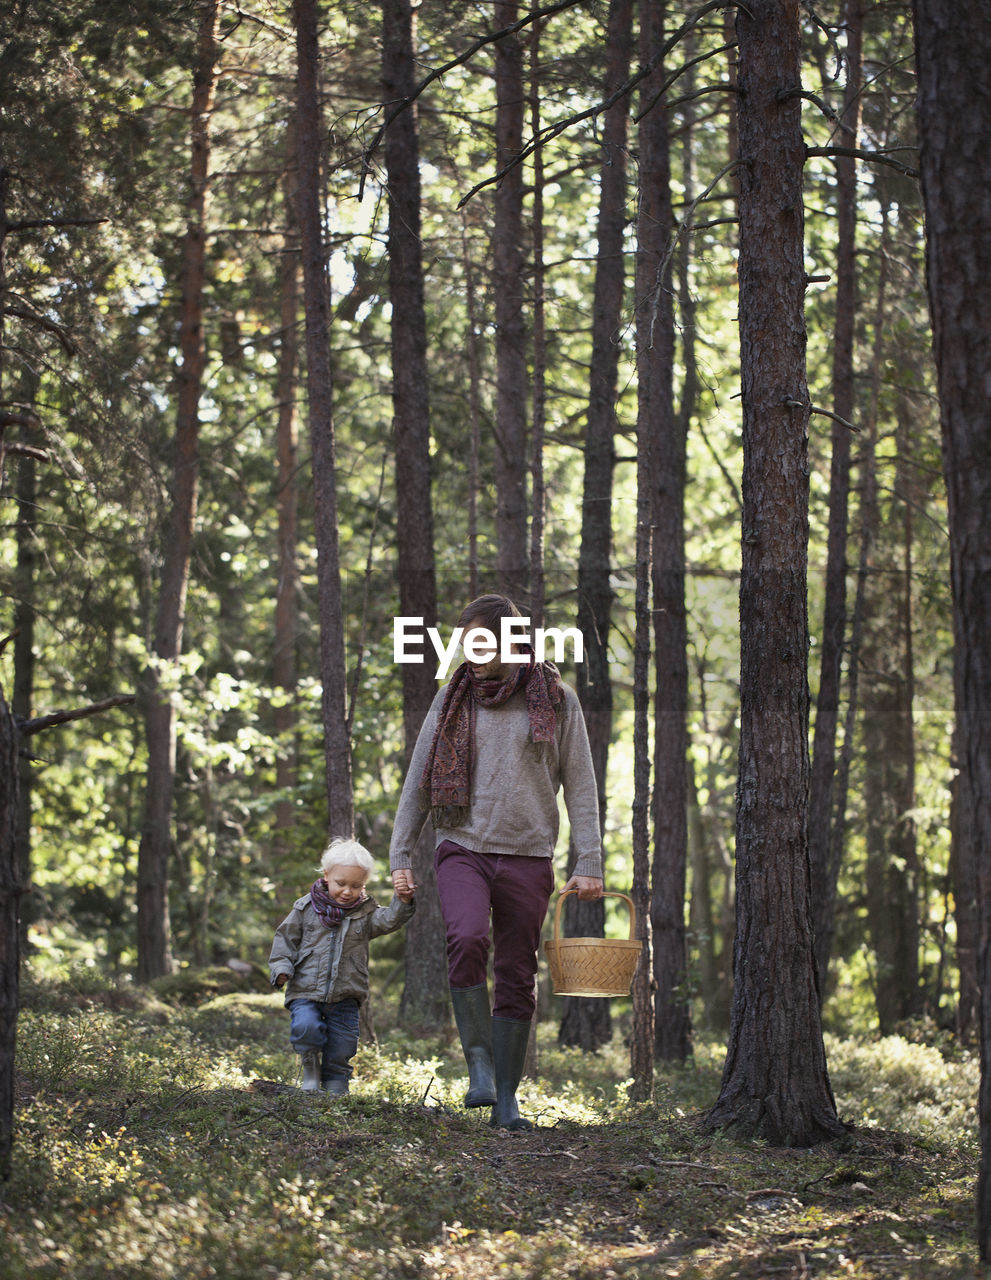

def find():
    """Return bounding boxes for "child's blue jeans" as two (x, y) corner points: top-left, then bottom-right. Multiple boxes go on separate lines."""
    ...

(288, 997), (360, 1088)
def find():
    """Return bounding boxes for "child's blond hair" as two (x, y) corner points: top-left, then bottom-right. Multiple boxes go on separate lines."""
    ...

(319, 836), (374, 877)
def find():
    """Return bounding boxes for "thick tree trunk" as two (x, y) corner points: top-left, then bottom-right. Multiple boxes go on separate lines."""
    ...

(950, 724), (979, 1039)
(705, 0), (842, 1146)
(559, 0), (631, 1054)
(493, 0), (529, 603)
(294, 0), (354, 838)
(639, 0), (691, 1064)
(136, 0), (220, 981)
(808, 0), (863, 993)
(912, 0), (991, 1252)
(383, 0), (448, 1030)
(273, 138), (300, 855)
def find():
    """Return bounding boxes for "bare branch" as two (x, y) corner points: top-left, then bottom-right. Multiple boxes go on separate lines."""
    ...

(810, 405), (861, 433)
(2, 443), (49, 461)
(777, 86), (843, 127)
(805, 144), (919, 179)
(6, 216), (109, 234)
(18, 694), (136, 737)
(3, 305), (77, 354)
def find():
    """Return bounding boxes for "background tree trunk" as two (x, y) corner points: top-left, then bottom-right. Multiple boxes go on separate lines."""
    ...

(705, 0), (842, 1146)
(383, 0), (448, 1030)
(136, 0), (220, 981)
(912, 0), (991, 1252)
(13, 395), (37, 950)
(0, 689), (18, 1181)
(640, 0), (691, 1064)
(809, 0), (863, 993)
(294, 0), (354, 838)
(493, 0), (529, 603)
(559, 0), (631, 1054)
(273, 133), (300, 856)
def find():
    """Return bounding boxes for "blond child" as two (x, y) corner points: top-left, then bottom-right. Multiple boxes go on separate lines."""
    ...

(269, 837), (415, 1093)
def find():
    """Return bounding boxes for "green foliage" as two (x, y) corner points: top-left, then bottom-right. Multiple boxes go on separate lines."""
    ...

(2, 978), (979, 1279)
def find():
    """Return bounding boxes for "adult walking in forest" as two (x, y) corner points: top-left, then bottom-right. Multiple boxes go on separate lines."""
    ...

(390, 594), (604, 1130)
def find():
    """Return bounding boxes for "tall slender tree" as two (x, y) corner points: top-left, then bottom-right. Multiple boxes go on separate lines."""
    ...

(493, 0), (529, 602)
(294, 0), (354, 838)
(808, 0), (864, 992)
(640, 0), (691, 1063)
(706, 0), (843, 1145)
(560, 0), (632, 1054)
(382, 0), (448, 1029)
(136, 0), (220, 980)
(273, 125), (300, 855)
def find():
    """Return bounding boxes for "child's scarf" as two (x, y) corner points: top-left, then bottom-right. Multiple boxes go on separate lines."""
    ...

(418, 649), (563, 828)
(310, 879), (364, 929)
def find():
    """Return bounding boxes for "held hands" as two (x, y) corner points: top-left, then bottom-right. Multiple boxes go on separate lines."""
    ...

(562, 874), (604, 901)
(392, 868), (416, 903)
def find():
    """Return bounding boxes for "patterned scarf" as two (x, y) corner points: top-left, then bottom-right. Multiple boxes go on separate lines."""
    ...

(418, 649), (563, 828)
(310, 879), (364, 929)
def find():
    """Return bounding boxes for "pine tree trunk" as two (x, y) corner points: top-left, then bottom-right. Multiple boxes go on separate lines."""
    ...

(639, 0), (691, 1063)
(493, 0), (528, 602)
(13, 397), (37, 950)
(136, 0), (220, 981)
(559, 0), (631, 1055)
(705, 0), (842, 1146)
(293, 0), (354, 838)
(912, 0), (991, 1250)
(809, 0), (863, 993)
(383, 0), (448, 1030)
(274, 130), (300, 855)
(0, 690), (18, 1181)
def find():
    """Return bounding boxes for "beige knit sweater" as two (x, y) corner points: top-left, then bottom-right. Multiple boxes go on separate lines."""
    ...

(389, 680), (604, 880)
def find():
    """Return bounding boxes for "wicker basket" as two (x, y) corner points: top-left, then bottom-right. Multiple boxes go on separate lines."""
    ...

(544, 890), (642, 997)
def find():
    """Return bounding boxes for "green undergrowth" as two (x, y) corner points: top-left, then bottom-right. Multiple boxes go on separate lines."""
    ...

(1, 975), (983, 1280)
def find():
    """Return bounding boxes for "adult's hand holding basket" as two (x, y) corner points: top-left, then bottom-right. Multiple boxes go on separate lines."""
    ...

(543, 890), (643, 997)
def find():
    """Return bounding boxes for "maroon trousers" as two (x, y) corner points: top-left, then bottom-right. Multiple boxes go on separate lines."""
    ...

(434, 838), (555, 1021)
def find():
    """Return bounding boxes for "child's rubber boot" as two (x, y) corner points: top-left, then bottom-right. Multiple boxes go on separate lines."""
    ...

(489, 1016), (534, 1131)
(299, 1048), (322, 1092)
(450, 984), (497, 1108)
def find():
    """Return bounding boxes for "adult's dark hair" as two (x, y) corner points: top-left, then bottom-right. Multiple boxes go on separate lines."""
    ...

(457, 594), (524, 631)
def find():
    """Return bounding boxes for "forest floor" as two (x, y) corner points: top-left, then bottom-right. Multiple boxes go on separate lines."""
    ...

(1, 968), (984, 1280)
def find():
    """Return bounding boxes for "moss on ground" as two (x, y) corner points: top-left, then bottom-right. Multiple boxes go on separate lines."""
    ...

(1, 978), (983, 1279)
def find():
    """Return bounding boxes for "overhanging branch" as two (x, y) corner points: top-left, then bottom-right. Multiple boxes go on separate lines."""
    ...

(18, 694), (136, 737)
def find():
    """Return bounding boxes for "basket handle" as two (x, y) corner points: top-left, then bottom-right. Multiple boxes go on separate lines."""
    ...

(552, 889), (637, 942)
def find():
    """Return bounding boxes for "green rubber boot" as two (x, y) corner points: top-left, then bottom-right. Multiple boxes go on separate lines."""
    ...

(489, 1016), (534, 1131)
(450, 985), (497, 1108)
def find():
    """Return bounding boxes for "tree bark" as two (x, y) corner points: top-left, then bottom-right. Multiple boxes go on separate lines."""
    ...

(640, 0), (691, 1063)
(13, 401), (37, 951)
(861, 397), (920, 1034)
(136, 0), (220, 981)
(294, 0), (354, 838)
(383, 0), (448, 1030)
(808, 0), (863, 993)
(493, 0), (529, 603)
(912, 0), (991, 1252)
(0, 689), (18, 1181)
(560, 0), (631, 1054)
(705, 0), (842, 1146)
(274, 127), (300, 855)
